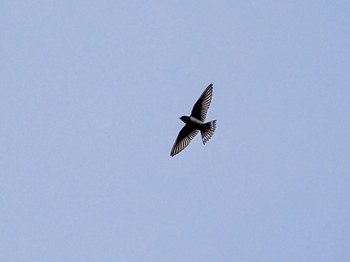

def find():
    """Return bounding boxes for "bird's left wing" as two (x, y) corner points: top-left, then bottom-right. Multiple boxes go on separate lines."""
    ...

(190, 84), (213, 122)
(170, 125), (199, 156)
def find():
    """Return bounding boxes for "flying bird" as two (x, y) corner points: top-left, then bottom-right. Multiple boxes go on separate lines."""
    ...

(170, 84), (217, 156)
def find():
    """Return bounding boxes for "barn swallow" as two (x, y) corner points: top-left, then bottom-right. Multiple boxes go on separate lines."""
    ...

(170, 84), (217, 156)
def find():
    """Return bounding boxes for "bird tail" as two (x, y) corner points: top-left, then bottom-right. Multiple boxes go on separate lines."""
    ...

(200, 120), (217, 144)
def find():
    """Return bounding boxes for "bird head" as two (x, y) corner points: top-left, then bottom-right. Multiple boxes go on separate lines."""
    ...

(179, 116), (189, 123)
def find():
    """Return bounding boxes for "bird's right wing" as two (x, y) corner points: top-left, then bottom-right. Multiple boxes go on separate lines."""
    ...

(190, 84), (213, 122)
(170, 125), (199, 156)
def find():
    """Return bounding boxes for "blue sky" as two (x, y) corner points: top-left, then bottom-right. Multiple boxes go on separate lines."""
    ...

(1, 1), (350, 261)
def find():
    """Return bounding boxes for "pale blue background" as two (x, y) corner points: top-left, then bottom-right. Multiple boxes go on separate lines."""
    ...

(1, 1), (349, 261)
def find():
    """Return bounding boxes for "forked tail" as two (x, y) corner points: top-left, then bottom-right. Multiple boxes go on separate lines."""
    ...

(200, 120), (217, 144)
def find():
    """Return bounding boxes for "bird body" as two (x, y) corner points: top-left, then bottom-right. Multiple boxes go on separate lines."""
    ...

(170, 84), (217, 157)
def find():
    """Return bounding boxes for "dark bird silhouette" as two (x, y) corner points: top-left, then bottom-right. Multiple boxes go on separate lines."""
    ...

(170, 84), (217, 156)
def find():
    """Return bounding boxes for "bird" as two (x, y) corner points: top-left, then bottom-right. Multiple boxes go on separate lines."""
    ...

(170, 83), (217, 156)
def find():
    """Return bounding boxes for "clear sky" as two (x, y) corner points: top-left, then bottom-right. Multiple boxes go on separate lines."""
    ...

(1, 1), (349, 261)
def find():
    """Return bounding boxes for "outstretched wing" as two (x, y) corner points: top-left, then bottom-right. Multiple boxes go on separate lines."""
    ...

(190, 84), (213, 122)
(170, 125), (199, 156)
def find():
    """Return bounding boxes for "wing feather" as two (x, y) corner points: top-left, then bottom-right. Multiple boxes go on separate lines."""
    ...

(190, 84), (213, 121)
(170, 125), (199, 156)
